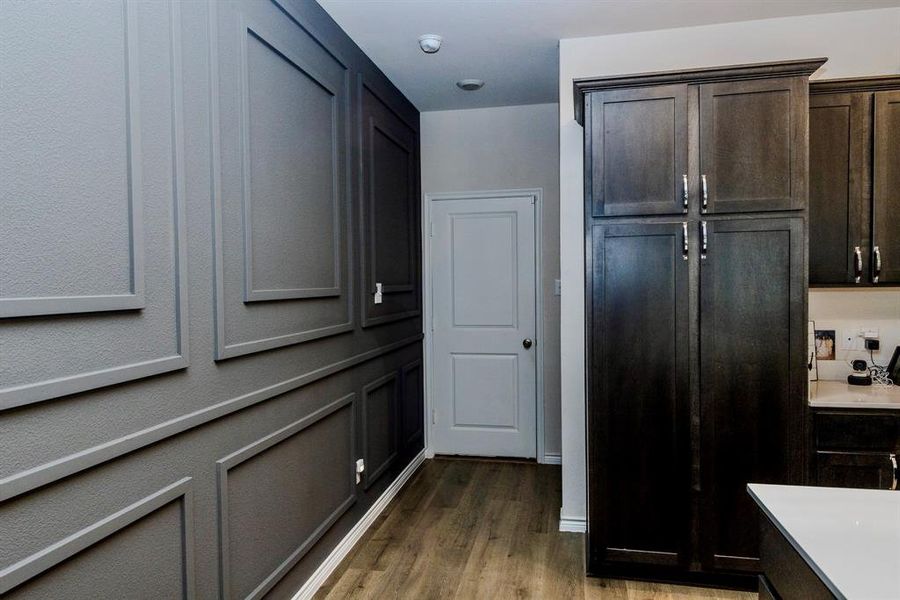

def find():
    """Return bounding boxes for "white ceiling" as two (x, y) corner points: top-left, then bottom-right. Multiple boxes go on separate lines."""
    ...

(317, 0), (900, 112)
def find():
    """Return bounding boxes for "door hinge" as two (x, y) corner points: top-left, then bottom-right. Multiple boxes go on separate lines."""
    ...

(429, 221), (434, 237)
(431, 406), (436, 425)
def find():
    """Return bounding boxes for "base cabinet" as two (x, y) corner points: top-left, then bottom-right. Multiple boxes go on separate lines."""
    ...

(816, 451), (897, 489)
(813, 410), (900, 490)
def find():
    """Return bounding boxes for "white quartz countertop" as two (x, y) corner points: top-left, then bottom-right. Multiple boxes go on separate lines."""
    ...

(748, 483), (900, 600)
(809, 380), (900, 410)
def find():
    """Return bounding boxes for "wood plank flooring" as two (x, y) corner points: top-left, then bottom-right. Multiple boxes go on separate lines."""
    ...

(315, 458), (756, 599)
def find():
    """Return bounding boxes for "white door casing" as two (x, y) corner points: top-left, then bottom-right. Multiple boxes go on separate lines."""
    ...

(429, 194), (538, 458)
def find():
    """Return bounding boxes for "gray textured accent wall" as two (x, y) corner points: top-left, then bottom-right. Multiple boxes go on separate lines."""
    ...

(0, 1), (423, 598)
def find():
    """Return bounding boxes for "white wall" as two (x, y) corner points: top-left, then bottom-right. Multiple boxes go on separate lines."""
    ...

(559, 8), (900, 524)
(420, 102), (562, 456)
(810, 290), (900, 380)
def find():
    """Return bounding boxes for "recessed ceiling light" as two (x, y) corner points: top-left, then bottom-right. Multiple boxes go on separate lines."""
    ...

(456, 79), (484, 91)
(418, 34), (442, 54)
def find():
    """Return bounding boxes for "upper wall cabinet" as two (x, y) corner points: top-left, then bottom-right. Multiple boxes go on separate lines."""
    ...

(873, 90), (900, 284)
(808, 77), (900, 286)
(699, 77), (808, 213)
(809, 92), (869, 284)
(577, 59), (824, 218)
(587, 85), (689, 216)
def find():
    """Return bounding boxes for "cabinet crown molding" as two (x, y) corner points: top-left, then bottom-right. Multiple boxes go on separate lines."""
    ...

(810, 75), (900, 95)
(573, 57), (828, 124)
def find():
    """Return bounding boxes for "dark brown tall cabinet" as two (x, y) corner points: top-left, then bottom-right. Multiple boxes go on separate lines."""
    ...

(576, 59), (824, 587)
(809, 76), (900, 286)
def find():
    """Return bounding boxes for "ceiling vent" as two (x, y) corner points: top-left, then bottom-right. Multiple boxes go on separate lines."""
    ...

(456, 79), (484, 91)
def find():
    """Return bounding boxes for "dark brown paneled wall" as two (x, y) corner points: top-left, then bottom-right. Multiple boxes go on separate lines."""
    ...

(0, 1), (422, 598)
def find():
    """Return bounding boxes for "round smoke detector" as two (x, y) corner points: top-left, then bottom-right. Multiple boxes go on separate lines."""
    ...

(456, 79), (484, 91)
(417, 34), (442, 54)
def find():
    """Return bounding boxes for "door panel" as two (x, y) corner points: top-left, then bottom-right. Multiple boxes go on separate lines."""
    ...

(873, 90), (900, 284)
(700, 78), (807, 213)
(588, 222), (690, 570)
(451, 354), (519, 428)
(809, 92), (870, 285)
(431, 195), (537, 458)
(699, 217), (806, 572)
(588, 86), (689, 216)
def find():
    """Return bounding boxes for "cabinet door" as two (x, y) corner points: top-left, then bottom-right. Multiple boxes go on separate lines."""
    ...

(587, 222), (691, 572)
(816, 451), (897, 490)
(699, 217), (806, 573)
(809, 92), (870, 285)
(873, 90), (900, 284)
(699, 78), (808, 213)
(587, 86), (689, 216)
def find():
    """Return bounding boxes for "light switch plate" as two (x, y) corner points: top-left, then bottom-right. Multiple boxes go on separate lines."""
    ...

(355, 458), (365, 484)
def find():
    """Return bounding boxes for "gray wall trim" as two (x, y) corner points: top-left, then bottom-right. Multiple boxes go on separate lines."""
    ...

(358, 75), (422, 329)
(401, 359), (424, 446)
(216, 394), (355, 600)
(0, 0), (145, 320)
(366, 120), (415, 294)
(0, 477), (195, 597)
(239, 18), (343, 303)
(0, 334), (421, 502)
(0, 293), (146, 320)
(362, 371), (398, 490)
(270, 0), (350, 71)
(361, 308), (421, 329)
(0, 0), (189, 411)
(360, 78), (418, 134)
(209, 0), (353, 361)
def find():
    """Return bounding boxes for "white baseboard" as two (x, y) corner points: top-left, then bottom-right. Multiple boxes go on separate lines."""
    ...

(558, 510), (587, 533)
(291, 450), (427, 600)
(541, 452), (561, 465)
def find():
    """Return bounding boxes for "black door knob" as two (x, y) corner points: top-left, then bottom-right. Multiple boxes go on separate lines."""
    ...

(523, 338), (533, 349)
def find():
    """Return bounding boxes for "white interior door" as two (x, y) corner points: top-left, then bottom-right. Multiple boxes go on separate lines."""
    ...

(430, 195), (537, 458)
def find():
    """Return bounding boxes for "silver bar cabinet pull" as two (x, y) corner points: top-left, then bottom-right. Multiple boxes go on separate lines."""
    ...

(682, 222), (688, 260)
(682, 174), (689, 213)
(700, 221), (708, 259)
(874, 245), (882, 283)
(701, 174), (709, 212)
(854, 246), (862, 284)
(890, 453), (897, 491)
